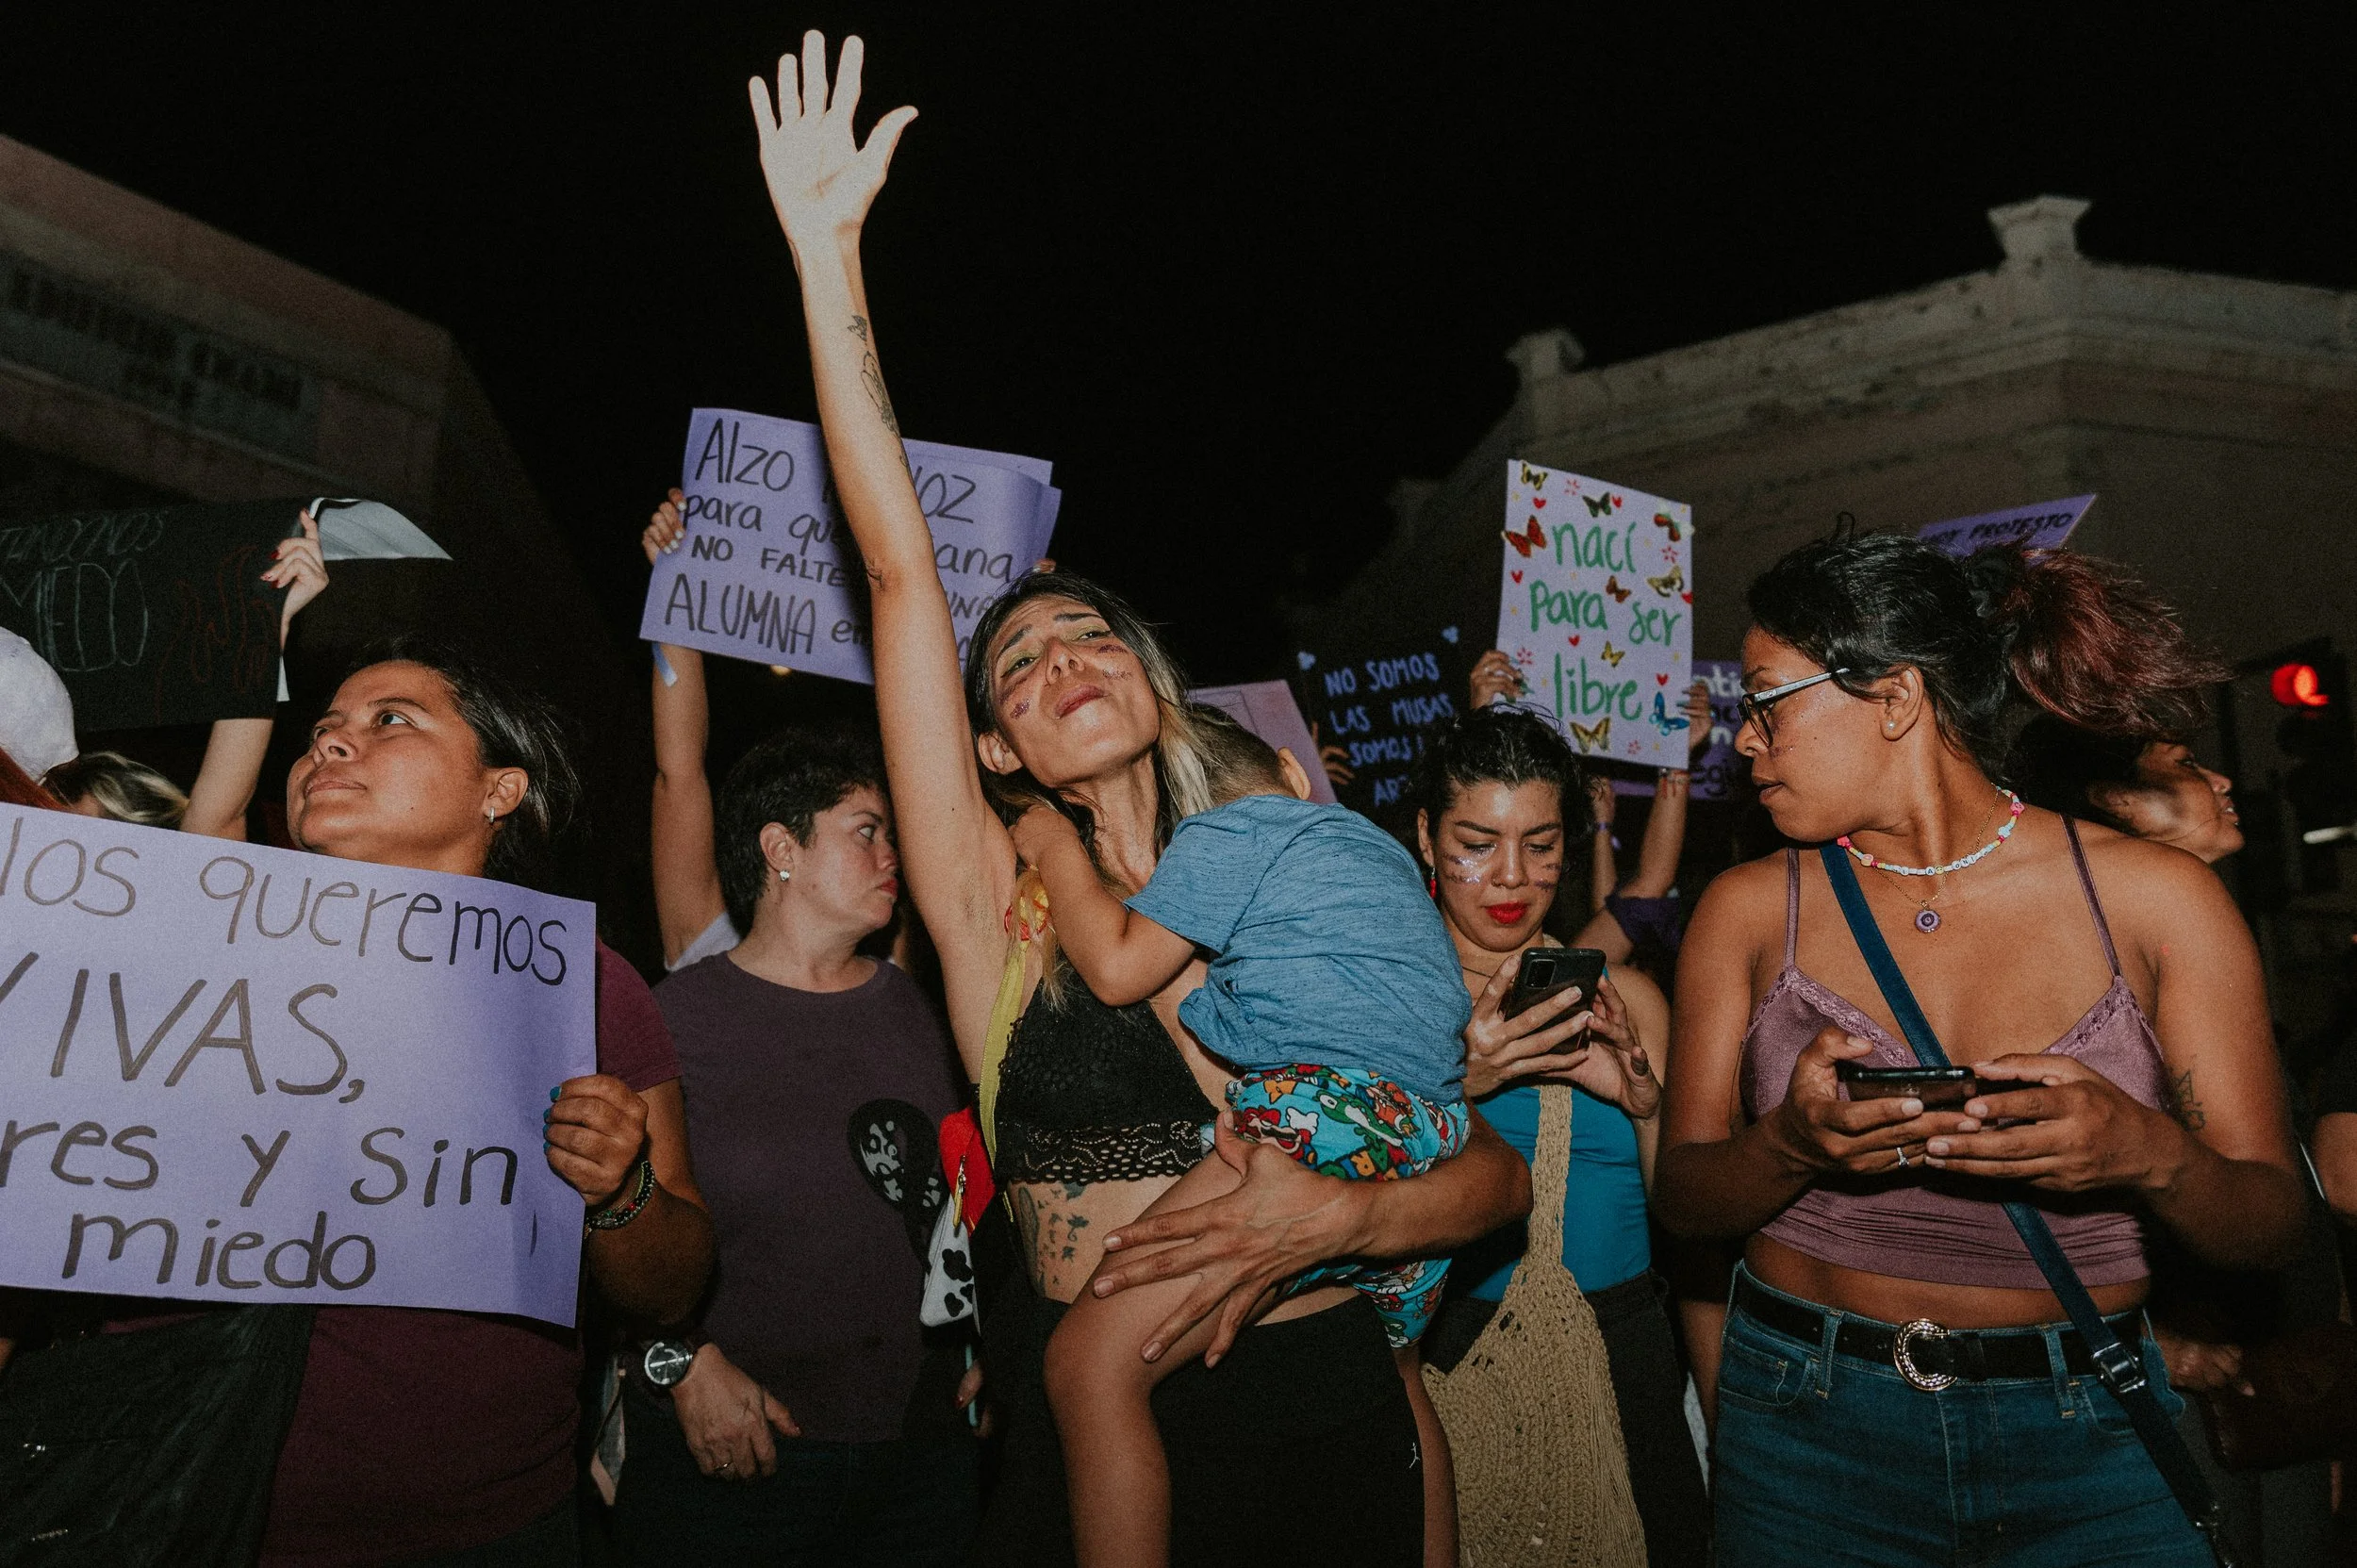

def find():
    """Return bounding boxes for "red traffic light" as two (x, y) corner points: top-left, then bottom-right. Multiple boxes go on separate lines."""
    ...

(2272, 662), (2331, 709)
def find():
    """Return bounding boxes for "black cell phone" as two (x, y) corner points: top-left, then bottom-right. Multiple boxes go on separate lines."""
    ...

(1835, 1063), (1982, 1109)
(1503, 948), (1607, 1020)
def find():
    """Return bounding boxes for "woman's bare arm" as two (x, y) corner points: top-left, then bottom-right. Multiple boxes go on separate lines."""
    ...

(1090, 1112), (1532, 1362)
(1654, 862), (1960, 1237)
(184, 510), (331, 840)
(750, 34), (1013, 1067)
(642, 494), (729, 966)
(582, 1080), (716, 1324)
(1012, 807), (1193, 1003)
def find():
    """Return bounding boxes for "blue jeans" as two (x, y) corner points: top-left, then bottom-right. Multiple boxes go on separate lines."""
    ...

(1714, 1268), (2210, 1567)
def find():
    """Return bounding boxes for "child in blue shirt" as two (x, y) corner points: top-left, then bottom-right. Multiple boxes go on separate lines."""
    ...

(1012, 708), (1475, 1567)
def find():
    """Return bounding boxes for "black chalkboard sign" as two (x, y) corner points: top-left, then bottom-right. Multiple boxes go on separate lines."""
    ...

(1289, 626), (1470, 841)
(0, 499), (298, 733)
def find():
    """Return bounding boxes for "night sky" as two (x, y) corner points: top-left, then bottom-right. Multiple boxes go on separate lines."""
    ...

(4, 8), (2351, 687)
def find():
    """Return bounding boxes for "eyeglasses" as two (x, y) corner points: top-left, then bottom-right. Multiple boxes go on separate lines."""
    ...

(1736, 668), (1851, 735)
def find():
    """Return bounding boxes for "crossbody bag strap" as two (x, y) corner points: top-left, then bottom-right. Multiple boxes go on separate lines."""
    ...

(1816, 841), (2238, 1567)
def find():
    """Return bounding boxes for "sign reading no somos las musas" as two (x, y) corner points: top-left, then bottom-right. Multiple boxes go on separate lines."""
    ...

(1494, 461), (1694, 767)
(0, 805), (595, 1326)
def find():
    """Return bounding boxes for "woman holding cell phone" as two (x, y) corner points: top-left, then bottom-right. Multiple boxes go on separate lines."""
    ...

(1657, 535), (2301, 1566)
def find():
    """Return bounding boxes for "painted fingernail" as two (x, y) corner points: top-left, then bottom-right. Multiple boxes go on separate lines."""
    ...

(550, 1086), (562, 1100)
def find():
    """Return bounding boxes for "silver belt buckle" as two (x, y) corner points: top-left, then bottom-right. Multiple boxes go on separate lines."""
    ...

(1892, 1319), (1956, 1392)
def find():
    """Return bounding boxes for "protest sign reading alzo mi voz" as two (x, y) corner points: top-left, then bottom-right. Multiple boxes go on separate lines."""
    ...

(0, 804), (595, 1326)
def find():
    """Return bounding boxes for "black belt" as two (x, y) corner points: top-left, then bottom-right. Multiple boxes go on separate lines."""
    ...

(1734, 1274), (2143, 1392)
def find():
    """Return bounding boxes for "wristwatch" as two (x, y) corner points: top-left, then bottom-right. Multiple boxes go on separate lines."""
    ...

(641, 1338), (700, 1389)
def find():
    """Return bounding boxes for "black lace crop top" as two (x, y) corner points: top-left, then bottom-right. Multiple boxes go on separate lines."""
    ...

(992, 973), (1214, 1185)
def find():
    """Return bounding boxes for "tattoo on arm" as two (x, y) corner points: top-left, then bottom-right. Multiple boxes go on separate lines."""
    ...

(2168, 1068), (2207, 1131)
(859, 353), (899, 435)
(849, 314), (870, 342)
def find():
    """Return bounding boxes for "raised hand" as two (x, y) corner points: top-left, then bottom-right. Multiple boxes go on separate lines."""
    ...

(1685, 681), (1713, 758)
(642, 488), (685, 564)
(266, 509), (329, 643)
(1469, 650), (1526, 709)
(749, 32), (919, 252)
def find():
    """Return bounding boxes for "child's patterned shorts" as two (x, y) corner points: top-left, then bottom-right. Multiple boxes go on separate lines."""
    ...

(1224, 1063), (1471, 1347)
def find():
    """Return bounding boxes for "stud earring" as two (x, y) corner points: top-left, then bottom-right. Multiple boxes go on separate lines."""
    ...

(778, 868), (791, 882)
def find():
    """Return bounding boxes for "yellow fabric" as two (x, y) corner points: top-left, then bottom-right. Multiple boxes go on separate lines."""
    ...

(1423, 1083), (1648, 1566)
(979, 877), (1051, 1164)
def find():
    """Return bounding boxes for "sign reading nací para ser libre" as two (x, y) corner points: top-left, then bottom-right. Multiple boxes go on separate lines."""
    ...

(0, 806), (595, 1326)
(639, 408), (1061, 684)
(1494, 460), (1695, 767)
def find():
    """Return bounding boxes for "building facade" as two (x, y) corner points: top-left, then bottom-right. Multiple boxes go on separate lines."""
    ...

(0, 135), (649, 931)
(1297, 197), (2357, 1035)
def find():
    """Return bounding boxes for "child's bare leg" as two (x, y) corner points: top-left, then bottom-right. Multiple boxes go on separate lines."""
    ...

(1045, 1150), (1246, 1568)
(1397, 1344), (1457, 1568)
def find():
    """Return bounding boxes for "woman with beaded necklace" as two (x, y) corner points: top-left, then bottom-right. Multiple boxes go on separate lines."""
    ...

(1657, 536), (2301, 1566)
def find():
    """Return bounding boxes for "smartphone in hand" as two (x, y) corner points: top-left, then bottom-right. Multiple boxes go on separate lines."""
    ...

(1503, 948), (1607, 1021)
(1835, 1063), (1981, 1110)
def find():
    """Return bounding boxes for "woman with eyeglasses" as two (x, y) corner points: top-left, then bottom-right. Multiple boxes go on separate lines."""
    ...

(1656, 535), (2302, 1566)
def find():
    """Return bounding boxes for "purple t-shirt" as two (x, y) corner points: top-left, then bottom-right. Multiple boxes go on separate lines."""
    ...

(656, 954), (964, 1442)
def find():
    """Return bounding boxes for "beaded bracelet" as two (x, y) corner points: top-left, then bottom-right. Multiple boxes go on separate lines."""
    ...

(586, 1156), (658, 1231)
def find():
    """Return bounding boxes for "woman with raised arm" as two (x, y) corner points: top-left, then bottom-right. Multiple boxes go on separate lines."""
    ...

(259, 639), (714, 1565)
(745, 35), (1527, 1566)
(1656, 536), (2302, 1566)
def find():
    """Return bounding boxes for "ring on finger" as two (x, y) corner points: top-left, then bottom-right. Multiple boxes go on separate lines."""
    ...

(1893, 1144), (1912, 1169)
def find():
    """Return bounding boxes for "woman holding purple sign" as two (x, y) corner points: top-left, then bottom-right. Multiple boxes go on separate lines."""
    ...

(260, 639), (715, 1566)
(746, 33), (1528, 1566)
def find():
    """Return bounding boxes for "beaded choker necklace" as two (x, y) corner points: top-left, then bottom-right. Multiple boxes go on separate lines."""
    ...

(1838, 788), (2026, 933)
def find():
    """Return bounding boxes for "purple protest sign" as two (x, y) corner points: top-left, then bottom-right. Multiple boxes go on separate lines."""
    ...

(1689, 659), (1745, 800)
(639, 408), (1061, 683)
(0, 805), (594, 1325)
(1187, 681), (1338, 804)
(1916, 494), (2094, 557)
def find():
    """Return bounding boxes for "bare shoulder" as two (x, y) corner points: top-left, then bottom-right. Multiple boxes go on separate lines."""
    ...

(2067, 815), (2243, 944)
(1687, 849), (1791, 942)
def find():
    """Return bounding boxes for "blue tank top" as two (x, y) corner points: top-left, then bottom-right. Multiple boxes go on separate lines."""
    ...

(1458, 1083), (1650, 1298)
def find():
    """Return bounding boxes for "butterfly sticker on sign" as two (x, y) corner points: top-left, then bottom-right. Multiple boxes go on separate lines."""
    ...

(1494, 460), (1693, 767)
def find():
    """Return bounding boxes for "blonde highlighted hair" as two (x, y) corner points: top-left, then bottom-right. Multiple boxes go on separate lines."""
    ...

(963, 571), (1218, 999)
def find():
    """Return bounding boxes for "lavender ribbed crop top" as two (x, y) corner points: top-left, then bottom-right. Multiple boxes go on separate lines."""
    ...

(1741, 825), (2167, 1290)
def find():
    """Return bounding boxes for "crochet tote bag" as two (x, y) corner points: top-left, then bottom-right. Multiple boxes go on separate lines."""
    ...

(1423, 1083), (1647, 1566)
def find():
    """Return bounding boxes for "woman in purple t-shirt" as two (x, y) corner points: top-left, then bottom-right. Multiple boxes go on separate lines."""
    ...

(612, 724), (978, 1563)
(264, 640), (715, 1566)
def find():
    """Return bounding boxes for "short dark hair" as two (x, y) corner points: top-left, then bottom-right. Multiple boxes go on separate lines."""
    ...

(1411, 704), (1586, 827)
(349, 636), (581, 889)
(1746, 535), (2224, 772)
(1187, 705), (1286, 802)
(715, 724), (887, 931)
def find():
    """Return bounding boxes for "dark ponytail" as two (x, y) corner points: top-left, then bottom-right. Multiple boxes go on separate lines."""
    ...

(1961, 545), (2224, 742)
(1747, 535), (2223, 773)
